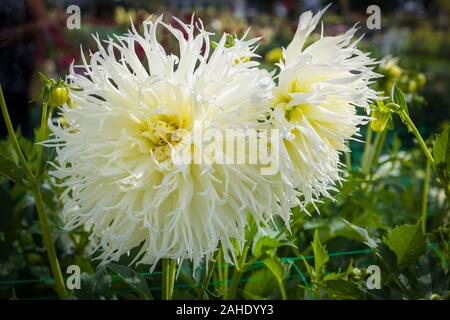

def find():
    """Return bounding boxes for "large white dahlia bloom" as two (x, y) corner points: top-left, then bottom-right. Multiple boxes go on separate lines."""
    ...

(272, 6), (380, 207)
(48, 16), (297, 269)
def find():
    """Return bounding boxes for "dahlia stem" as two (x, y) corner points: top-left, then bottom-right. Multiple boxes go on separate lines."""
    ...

(169, 259), (177, 299)
(35, 102), (49, 178)
(0, 86), (68, 300)
(361, 126), (373, 172)
(161, 258), (176, 300)
(398, 109), (450, 205)
(279, 280), (288, 300)
(32, 184), (68, 299)
(369, 130), (387, 176)
(197, 251), (218, 299)
(421, 160), (431, 233)
(344, 141), (352, 172)
(399, 110), (435, 167)
(0, 87), (35, 186)
(225, 241), (250, 300)
(216, 248), (223, 290)
(216, 248), (228, 293)
(226, 267), (243, 300)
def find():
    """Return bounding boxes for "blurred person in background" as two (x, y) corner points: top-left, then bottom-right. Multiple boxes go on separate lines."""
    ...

(0, 0), (50, 138)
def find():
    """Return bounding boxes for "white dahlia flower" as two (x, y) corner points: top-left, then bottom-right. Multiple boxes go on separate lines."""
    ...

(47, 16), (297, 269)
(272, 6), (380, 208)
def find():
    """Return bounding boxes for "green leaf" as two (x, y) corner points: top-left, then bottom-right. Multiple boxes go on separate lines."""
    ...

(433, 127), (450, 165)
(0, 154), (23, 184)
(75, 268), (114, 300)
(344, 220), (379, 249)
(108, 263), (153, 300)
(252, 236), (282, 258)
(382, 219), (426, 270)
(312, 230), (329, 273)
(416, 250), (449, 297)
(245, 214), (258, 242)
(242, 269), (278, 300)
(324, 279), (365, 300)
(263, 257), (285, 285)
(376, 243), (401, 275)
(433, 127), (450, 180)
(391, 85), (407, 111)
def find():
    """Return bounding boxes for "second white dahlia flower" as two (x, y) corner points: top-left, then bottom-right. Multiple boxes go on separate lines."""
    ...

(272, 6), (380, 207)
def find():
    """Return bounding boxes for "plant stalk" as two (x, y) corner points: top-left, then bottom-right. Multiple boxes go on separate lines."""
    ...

(0, 86), (68, 299)
(225, 242), (250, 300)
(35, 102), (49, 178)
(400, 110), (434, 167)
(161, 258), (176, 300)
(421, 160), (431, 233)
(197, 251), (218, 299)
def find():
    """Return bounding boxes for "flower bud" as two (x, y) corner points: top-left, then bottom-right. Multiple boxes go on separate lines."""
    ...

(48, 85), (69, 107)
(416, 73), (426, 88)
(371, 109), (390, 133)
(388, 65), (402, 78)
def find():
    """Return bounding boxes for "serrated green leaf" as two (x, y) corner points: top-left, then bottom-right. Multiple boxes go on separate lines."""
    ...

(433, 128), (450, 179)
(433, 128), (450, 164)
(75, 268), (114, 300)
(344, 220), (379, 249)
(416, 250), (449, 296)
(312, 230), (329, 273)
(392, 86), (407, 111)
(376, 243), (401, 275)
(382, 219), (426, 270)
(252, 236), (281, 258)
(263, 257), (285, 285)
(242, 269), (278, 300)
(0, 154), (23, 184)
(324, 279), (365, 300)
(108, 263), (152, 300)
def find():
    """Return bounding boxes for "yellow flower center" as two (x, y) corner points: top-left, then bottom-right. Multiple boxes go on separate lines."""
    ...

(140, 114), (189, 162)
(273, 79), (314, 124)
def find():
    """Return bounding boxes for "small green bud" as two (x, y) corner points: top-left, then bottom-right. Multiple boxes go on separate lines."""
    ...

(371, 109), (391, 133)
(416, 73), (426, 88)
(407, 80), (417, 93)
(388, 65), (402, 78)
(48, 85), (69, 107)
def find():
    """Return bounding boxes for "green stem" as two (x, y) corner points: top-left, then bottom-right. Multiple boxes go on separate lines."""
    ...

(225, 242), (250, 300)
(370, 130), (387, 176)
(35, 102), (49, 178)
(169, 259), (176, 299)
(32, 184), (68, 299)
(197, 252), (218, 299)
(344, 141), (352, 172)
(161, 258), (175, 300)
(226, 267), (243, 300)
(400, 110), (435, 167)
(398, 110), (450, 204)
(0, 87), (67, 300)
(361, 126), (373, 171)
(421, 160), (431, 233)
(161, 259), (169, 300)
(0, 87), (35, 185)
(278, 280), (288, 300)
(216, 248), (224, 291)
